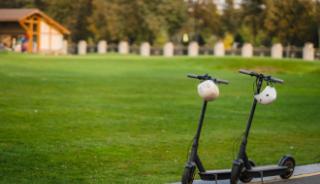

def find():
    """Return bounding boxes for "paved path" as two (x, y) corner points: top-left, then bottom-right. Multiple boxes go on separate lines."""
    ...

(172, 163), (320, 184)
(265, 174), (320, 184)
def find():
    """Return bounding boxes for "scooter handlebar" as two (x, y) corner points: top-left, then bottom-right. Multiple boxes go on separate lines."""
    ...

(239, 69), (284, 84)
(187, 73), (229, 84)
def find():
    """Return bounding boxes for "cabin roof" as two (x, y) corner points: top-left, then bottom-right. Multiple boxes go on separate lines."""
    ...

(0, 8), (70, 34)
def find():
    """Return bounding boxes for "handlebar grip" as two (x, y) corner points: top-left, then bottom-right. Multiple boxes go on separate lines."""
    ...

(216, 79), (229, 84)
(187, 74), (199, 79)
(239, 69), (253, 75)
(270, 77), (284, 84)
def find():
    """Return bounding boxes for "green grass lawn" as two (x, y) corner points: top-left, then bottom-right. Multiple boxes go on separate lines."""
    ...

(0, 53), (319, 183)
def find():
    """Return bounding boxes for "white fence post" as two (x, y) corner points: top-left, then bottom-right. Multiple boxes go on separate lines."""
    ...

(241, 43), (253, 58)
(98, 40), (107, 54)
(303, 43), (314, 61)
(271, 43), (283, 59)
(188, 42), (199, 57)
(163, 42), (174, 57)
(78, 40), (87, 55)
(140, 42), (150, 56)
(118, 41), (129, 54)
(214, 41), (225, 56)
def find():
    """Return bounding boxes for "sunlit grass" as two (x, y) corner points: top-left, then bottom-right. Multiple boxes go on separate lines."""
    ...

(0, 53), (319, 183)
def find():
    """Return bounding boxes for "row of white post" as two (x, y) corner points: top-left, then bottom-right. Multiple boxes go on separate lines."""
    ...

(77, 40), (316, 61)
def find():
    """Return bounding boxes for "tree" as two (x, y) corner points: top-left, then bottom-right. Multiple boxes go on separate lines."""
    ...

(221, 0), (241, 35)
(264, 0), (316, 47)
(88, 0), (123, 42)
(0, 0), (31, 8)
(240, 0), (266, 45)
(157, 0), (188, 41)
(314, 0), (320, 48)
(1, 0), (319, 46)
(185, 0), (221, 44)
(88, 0), (187, 44)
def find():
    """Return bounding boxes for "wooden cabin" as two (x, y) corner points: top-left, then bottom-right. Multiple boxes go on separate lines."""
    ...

(0, 9), (70, 53)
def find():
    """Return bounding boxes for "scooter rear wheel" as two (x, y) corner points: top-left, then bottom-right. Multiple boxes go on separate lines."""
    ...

(239, 160), (256, 183)
(181, 163), (196, 184)
(279, 156), (295, 179)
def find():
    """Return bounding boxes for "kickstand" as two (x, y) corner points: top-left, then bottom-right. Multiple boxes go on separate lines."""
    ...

(214, 174), (218, 184)
(260, 171), (264, 183)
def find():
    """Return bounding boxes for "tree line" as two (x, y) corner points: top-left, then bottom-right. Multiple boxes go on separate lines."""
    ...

(1, 0), (319, 48)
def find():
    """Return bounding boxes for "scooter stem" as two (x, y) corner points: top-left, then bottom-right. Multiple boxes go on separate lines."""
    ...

(186, 100), (207, 172)
(238, 78), (264, 158)
(192, 100), (208, 151)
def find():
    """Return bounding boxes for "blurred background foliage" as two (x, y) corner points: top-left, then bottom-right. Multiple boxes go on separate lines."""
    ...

(1, 0), (319, 47)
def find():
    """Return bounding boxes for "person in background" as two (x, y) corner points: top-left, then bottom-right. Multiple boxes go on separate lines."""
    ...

(21, 33), (29, 52)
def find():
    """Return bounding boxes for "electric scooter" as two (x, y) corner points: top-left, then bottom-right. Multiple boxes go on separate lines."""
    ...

(181, 73), (230, 184)
(230, 69), (295, 184)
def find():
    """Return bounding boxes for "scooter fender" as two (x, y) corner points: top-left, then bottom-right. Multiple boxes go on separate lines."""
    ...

(182, 161), (196, 184)
(230, 159), (244, 184)
(278, 155), (295, 166)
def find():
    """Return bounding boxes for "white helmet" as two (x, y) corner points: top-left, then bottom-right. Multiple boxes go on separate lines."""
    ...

(254, 86), (277, 105)
(197, 80), (220, 101)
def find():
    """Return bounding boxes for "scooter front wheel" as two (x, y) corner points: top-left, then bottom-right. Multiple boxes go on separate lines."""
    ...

(239, 160), (255, 183)
(230, 159), (243, 184)
(181, 163), (196, 184)
(279, 156), (295, 179)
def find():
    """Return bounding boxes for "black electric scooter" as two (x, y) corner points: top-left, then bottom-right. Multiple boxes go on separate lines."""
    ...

(181, 73), (230, 184)
(230, 69), (295, 184)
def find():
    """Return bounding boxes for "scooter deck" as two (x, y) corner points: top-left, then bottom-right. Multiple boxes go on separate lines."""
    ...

(199, 169), (231, 180)
(247, 165), (288, 178)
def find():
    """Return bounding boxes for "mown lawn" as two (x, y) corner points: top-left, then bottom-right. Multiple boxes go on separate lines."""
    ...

(0, 53), (319, 183)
